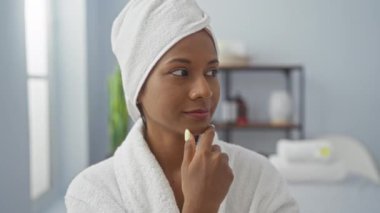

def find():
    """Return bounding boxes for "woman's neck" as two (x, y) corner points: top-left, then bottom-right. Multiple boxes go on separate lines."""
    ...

(143, 124), (185, 174)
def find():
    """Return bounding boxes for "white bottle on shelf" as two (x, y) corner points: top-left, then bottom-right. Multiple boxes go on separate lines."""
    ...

(269, 90), (292, 125)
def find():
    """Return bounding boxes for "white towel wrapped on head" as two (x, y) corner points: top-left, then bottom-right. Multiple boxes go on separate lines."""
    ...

(277, 139), (335, 163)
(111, 0), (218, 122)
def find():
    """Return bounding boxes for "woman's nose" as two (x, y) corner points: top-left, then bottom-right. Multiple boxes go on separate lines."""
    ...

(189, 76), (213, 100)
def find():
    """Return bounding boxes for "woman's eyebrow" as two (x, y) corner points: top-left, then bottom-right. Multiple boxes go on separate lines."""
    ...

(208, 59), (219, 64)
(167, 58), (219, 65)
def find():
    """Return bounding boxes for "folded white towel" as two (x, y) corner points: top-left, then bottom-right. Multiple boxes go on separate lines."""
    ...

(111, 0), (217, 122)
(269, 155), (347, 182)
(277, 139), (335, 163)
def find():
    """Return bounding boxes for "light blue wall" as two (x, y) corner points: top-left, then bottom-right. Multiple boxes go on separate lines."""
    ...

(197, 0), (380, 168)
(87, 0), (128, 164)
(0, 0), (30, 212)
(53, 0), (90, 193)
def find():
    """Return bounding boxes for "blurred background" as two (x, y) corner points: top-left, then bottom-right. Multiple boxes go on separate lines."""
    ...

(1, 0), (379, 212)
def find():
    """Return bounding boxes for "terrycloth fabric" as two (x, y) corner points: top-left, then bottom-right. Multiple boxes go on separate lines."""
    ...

(65, 119), (299, 213)
(271, 139), (346, 182)
(111, 0), (218, 122)
(269, 155), (347, 182)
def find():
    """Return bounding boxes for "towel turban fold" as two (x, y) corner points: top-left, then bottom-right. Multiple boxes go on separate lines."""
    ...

(111, 0), (218, 121)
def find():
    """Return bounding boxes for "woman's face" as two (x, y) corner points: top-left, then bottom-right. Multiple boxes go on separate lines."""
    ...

(138, 30), (220, 135)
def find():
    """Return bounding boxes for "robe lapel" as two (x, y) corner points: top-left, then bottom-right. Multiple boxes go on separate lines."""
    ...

(114, 119), (180, 213)
(113, 119), (227, 213)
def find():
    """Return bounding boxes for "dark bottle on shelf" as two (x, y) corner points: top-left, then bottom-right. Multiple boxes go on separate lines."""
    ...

(234, 94), (248, 126)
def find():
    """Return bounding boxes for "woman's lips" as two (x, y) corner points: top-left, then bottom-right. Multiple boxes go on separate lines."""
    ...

(184, 109), (210, 120)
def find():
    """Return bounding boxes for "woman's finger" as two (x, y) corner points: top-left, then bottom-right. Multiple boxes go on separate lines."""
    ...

(197, 126), (215, 153)
(182, 129), (196, 168)
(220, 152), (229, 163)
(211, 144), (221, 152)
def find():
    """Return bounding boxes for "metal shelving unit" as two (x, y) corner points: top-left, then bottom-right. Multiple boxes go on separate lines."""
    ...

(215, 64), (305, 142)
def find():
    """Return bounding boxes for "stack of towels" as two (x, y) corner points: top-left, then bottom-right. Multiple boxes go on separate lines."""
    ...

(269, 139), (347, 182)
(217, 40), (250, 67)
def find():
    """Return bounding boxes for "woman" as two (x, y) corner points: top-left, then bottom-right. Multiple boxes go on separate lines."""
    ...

(65, 0), (299, 212)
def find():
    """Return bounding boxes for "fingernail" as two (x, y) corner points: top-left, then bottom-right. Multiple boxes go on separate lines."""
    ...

(184, 129), (191, 142)
(210, 124), (215, 129)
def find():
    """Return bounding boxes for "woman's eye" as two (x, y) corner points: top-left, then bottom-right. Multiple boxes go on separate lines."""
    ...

(171, 69), (188, 77)
(205, 69), (219, 77)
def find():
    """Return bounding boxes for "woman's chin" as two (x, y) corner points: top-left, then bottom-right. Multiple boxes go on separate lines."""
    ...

(186, 122), (212, 135)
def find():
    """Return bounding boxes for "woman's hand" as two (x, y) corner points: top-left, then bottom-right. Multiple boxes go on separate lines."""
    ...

(181, 126), (234, 213)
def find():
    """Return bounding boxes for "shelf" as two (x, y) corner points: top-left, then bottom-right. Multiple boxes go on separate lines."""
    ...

(217, 62), (305, 141)
(214, 122), (301, 130)
(219, 64), (303, 72)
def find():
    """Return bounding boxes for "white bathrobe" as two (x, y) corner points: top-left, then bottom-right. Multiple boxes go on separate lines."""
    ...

(65, 119), (299, 213)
